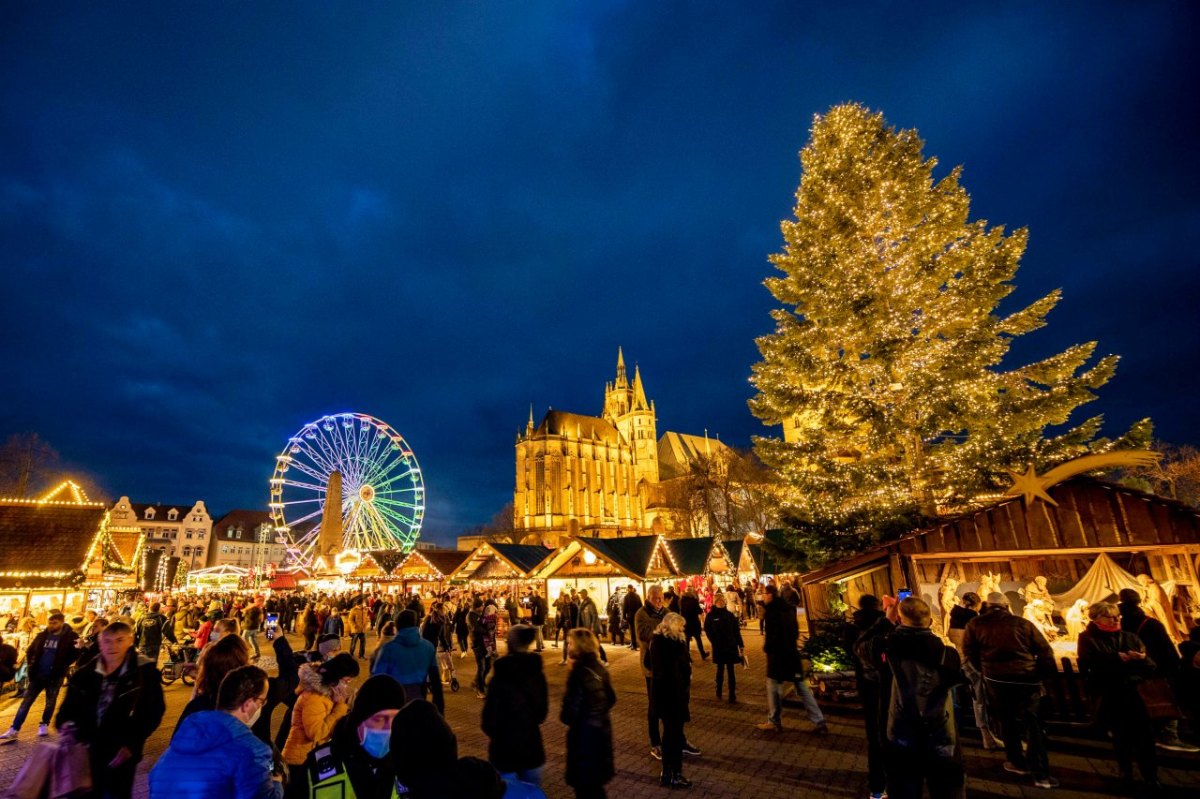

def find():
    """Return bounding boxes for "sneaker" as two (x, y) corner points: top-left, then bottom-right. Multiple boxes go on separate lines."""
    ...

(811, 723), (829, 736)
(0, 728), (17, 743)
(756, 721), (782, 732)
(1003, 762), (1031, 776)
(37, 725), (48, 737)
(1157, 739), (1200, 753)
(1034, 777), (1059, 789)
(869, 793), (888, 799)
(682, 742), (701, 756)
(650, 745), (662, 760)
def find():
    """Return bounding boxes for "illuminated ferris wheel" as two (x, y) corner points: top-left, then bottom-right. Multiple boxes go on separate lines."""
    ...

(269, 413), (424, 566)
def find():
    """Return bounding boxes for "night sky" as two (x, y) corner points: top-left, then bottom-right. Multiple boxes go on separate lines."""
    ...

(2, 3), (1197, 547)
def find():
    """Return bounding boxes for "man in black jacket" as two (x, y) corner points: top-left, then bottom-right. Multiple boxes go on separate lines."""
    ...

(1, 612), (78, 742)
(756, 584), (828, 734)
(962, 592), (1057, 788)
(883, 597), (966, 799)
(622, 584), (643, 651)
(1118, 588), (1197, 752)
(56, 621), (166, 799)
(134, 601), (168, 663)
(528, 588), (547, 651)
(481, 625), (548, 785)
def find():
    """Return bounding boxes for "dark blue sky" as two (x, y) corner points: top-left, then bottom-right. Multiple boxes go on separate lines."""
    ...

(2, 3), (1197, 546)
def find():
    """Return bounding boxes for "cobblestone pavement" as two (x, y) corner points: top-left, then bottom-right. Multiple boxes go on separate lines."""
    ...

(0, 629), (1196, 797)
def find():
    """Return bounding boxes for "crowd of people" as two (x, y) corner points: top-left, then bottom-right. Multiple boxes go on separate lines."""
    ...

(1, 576), (1197, 798)
(847, 588), (1200, 799)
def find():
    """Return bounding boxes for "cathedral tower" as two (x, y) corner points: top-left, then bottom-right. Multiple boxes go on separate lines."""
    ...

(603, 348), (659, 485)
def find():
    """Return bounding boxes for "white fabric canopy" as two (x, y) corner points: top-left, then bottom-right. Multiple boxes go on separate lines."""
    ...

(1051, 552), (1140, 607)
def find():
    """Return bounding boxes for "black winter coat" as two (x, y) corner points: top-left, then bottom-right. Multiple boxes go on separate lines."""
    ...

(650, 634), (692, 722)
(481, 652), (549, 772)
(23, 628), (79, 682)
(621, 591), (643, 629)
(56, 650), (166, 764)
(762, 599), (799, 682)
(883, 625), (965, 756)
(1119, 603), (1181, 676)
(703, 607), (743, 664)
(560, 652), (616, 788)
(961, 607), (1054, 683)
(680, 595), (703, 635)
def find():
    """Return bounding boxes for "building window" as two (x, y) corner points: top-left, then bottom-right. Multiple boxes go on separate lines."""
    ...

(197, 531), (205, 539)
(186, 532), (193, 539)
(182, 546), (191, 556)
(145, 508), (155, 519)
(168, 509), (178, 521)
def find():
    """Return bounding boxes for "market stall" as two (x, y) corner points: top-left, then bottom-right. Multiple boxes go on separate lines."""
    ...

(450, 542), (554, 596)
(393, 549), (471, 595)
(664, 536), (738, 594)
(186, 564), (249, 593)
(801, 474), (1200, 652)
(535, 535), (683, 618)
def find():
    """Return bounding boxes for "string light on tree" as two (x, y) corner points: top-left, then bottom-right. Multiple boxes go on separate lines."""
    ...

(748, 103), (1151, 563)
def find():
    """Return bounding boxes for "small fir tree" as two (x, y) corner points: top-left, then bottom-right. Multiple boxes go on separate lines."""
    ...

(750, 103), (1149, 559)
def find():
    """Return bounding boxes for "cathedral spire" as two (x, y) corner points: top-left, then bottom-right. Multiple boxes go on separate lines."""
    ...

(526, 403), (534, 435)
(632, 364), (649, 410)
(615, 346), (627, 386)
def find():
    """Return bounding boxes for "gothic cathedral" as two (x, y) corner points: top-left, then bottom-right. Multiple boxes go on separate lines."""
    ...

(513, 349), (732, 546)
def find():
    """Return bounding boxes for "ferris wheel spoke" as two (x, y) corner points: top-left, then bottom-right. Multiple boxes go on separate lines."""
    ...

(285, 456), (330, 484)
(374, 501), (418, 532)
(364, 502), (403, 547)
(367, 465), (416, 491)
(293, 431), (339, 474)
(281, 478), (327, 492)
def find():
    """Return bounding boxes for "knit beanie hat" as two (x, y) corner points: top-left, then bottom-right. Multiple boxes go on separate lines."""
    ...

(392, 700), (456, 792)
(318, 653), (360, 686)
(506, 623), (537, 653)
(347, 675), (406, 730)
(396, 609), (418, 629)
(317, 633), (342, 658)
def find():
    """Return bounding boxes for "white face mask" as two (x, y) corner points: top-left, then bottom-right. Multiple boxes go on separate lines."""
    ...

(247, 705), (262, 727)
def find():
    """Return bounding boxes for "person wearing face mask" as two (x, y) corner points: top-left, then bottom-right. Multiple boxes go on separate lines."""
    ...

(150, 665), (283, 799)
(281, 653), (360, 799)
(305, 675), (405, 799)
(55, 621), (167, 799)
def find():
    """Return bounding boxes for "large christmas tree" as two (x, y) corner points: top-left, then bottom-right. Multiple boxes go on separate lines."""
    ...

(749, 103), (1149, 561)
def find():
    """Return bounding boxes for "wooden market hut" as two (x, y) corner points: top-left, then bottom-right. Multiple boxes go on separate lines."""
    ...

(800, 476), (1200, 641)
(535, 534), (683, 616)
(392, 549), (472, 594)
(664, 536), (739, 588)
(0, 499), (142, 622)
(450, 542), (554, 593)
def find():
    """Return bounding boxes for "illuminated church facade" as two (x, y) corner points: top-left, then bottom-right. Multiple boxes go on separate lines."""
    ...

(512, 349), (731, 547)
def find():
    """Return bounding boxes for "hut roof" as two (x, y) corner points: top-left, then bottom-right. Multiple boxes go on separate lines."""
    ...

(0, 503), (108, 589)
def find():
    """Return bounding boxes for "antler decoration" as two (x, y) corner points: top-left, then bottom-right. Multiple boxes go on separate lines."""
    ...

(1005, 450), (1162, 507)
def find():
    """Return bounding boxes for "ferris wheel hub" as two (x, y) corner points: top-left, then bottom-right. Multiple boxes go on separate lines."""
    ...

(359, 484), (376, 503)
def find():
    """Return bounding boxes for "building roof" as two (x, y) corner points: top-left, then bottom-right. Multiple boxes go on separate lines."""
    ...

(657, 431), (734, 479)
(125, 501), (201, 521)
(583, 535), (669, 579)
(367, 549), (408, 575)
(490, 543), (555, 574)
(414, 549), (472, 578)
(534, 410), (623, 446)
(665, 536), (715, 575)
(723, 539), (745, 568)
(212, 510), (274, 541)
(0, 503), (108, 589)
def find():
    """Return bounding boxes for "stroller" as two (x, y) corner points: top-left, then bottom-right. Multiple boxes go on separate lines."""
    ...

(438, 647), (460, 692)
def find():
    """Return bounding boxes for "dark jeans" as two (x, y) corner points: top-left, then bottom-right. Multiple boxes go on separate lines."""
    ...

(610, 623), (624, 646)
(686, 630), (706, 659)
(1100, 688), (1158, 782)
(285, 763), (309, 799)
(90, 755), (138, 799)
(884, 744), (965, 799)
(860, 680), (887, 795)
(302, 630), (317, 651)
(661, 717), (685, 774)
(575, 786), (607, 799)
(645, 676), (663, 747)
(474, 650), (492, 692)
(715, 662), (737, 699)
(348, 632), (366, 657)
(985, 680), (1050, 779)
(12, 676), (62, 730)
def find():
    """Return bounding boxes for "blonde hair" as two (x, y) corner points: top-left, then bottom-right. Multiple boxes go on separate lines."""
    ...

(568, 628), (599, 657)
(655, 612), (686, 641)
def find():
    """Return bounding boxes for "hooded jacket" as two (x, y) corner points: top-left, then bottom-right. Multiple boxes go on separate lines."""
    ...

(560, 652), (616, 789)
(481, 651), (548, 772)
(370, 627), (444, 713)
(1118, 602), (1181, 676)
(150, 710), (282, 799)
(280, 662), (349, 765)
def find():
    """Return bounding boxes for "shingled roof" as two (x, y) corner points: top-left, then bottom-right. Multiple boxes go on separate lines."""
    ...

(0, 503), (108, 589)
(489, 544), (555, 575)
(415, 550), (472, 578)
(665, 536), (715, 576)
(534, 411), (622, 445)
(582, 535), (677, 579)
